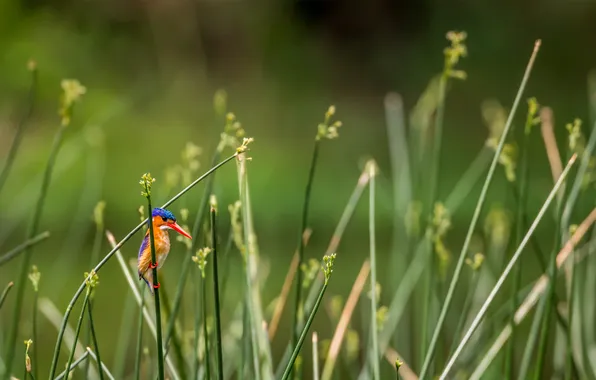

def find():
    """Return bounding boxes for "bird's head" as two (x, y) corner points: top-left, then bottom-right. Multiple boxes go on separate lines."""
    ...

(151, 208), (192, 240)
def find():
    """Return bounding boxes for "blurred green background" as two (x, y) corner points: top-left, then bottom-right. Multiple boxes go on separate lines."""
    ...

(1, 0), (596, 377)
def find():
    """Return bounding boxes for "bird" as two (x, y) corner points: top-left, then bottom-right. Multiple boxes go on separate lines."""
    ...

(138, 207), (192, 293)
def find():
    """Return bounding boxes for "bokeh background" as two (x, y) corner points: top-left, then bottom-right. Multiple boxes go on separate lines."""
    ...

(1, 0), (596, 377)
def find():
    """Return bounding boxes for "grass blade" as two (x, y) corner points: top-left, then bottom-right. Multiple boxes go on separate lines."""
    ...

(86, 347), (115, 380)
(134, 287), (146, 380)
(0, 232), (50, 267)
(211, 199), (225, 380)
(313, 332), (320, 380)
(86, 300), (104, 380)
(367, 161), (380, 379)
(441, 153), (577, 379)
(0, 282), (15, 310)
(419, 39), (542, 380)
(48, 152), (237, 379)
(54, 351), (90, 380)
(282, 254), (336, 380)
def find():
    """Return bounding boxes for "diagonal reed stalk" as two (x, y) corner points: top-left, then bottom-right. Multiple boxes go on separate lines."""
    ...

(64, 285), (91, 378)
(469, 207), (596, 379)
(282, 254), (336, 380)
(384, 347), (418, 380)
(211, 200), (224, 380)
(0, 282), (14, 310)
(418, 39), (542, 380)
(367, 161), (380, 379)
(86, 347), (114, 380)
(0, 232), (50, 267)
(54, 351), (89, 380)
(322, 260), (370, 380)
(441, 154), (577, 379)
(0, 61), (37, 194)
(48, 153), (237, 379)
(141, 174), (165, 380)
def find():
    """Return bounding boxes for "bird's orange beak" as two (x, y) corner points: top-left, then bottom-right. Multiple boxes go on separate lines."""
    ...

(167, 222), (192, 239)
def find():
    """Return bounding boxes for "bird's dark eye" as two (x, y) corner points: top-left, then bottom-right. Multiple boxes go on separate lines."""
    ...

(161, 216), (167, 222)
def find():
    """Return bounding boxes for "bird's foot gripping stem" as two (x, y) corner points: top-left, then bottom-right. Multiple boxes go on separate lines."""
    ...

(149, 262), (158, 269)
(153, 282), (161, 289)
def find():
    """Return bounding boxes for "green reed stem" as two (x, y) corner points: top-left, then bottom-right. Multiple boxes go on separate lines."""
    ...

(201, 267), (211, 380)
(282, 277), (332, 380)
(441, 153), (576, 379)
(8, 121), (69, 378)
(134, 287), (145, 380)
(86, 347), (115, 380)
(0, 232), (50, 267)
(48, 153), (236, 379)
(211, 204), (224, 380)
(145, 190), (165, 380)
(193, 270), (200, 380)
(368, 163), (380, 380)
(292, 140), (320, 361)
(419, 39), (542, 380)
(534, 155), (571, 379)
(505, 111), (533, 380)
(87, 300), (104, 380)
(54, 351), (89, 380)
(0, 63), (37, 194)
(447, 268), (481, 357)
(565, 243), (578, 380)
(0, 281), (14, 310)
(164, 151), (221, 355)
(65, 290), (90, 378)
(85, 219), (104, 378)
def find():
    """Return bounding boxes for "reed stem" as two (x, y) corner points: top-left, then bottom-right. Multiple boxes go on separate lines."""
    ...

(65, 290), (90, 378)
(87, 299), (104, 380)
(0, 232), (50, 267)
(134, 287), (145, 380)
(0, 281), (14, 310)
(367, 162), (380, 380)
(211, 203), (224, 380)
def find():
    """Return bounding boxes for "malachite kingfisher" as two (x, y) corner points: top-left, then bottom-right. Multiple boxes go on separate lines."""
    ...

(138, 207), (192, 293)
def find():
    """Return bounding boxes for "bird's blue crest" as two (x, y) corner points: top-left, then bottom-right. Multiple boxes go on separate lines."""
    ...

(152, 207), (176, 221)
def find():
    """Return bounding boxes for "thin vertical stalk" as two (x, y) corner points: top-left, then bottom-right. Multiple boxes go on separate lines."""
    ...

(211, 204), (224, 380)
(87, 300), (104, 380)
(534, 151), (571, 379)
(447, 267), (481, 356)
(54, 351), (90, 380)
(505, 101), (534, 379)
(48, 153), (236, 379)
(313, 332), (320, 380)
(86, 347), (115, 380)
(566, 243), (578, 380)
(440, 153), (576, 379)
(0, 62), (37, 194)
(0, 281), (14, 310)
(368, 162), (380, 379)
(9, 122), (68, 377)
(201, 268), (211, 379)
(65, 290), (90, 377)
(145, 190), (165, 380)
(419, 39), (542, 380)
(282, 277), (332, 380)
(193, 270), (200, 380)
(134, 287), (146, 380)
(292, 141), (320, 356)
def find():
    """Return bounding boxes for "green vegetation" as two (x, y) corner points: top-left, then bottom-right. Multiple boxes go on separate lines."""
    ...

(1, 29), (596, 380)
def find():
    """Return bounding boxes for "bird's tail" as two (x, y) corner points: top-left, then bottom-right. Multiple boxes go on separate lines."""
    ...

(139, 270), (154, 295)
